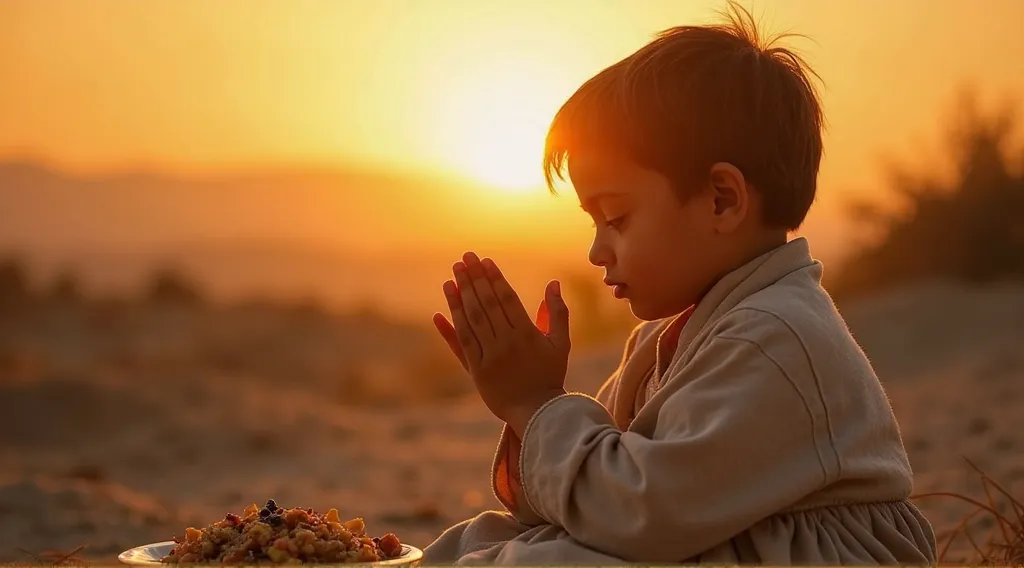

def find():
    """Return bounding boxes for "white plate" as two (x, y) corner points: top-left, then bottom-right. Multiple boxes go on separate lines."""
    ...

(118, 540), (423, 566)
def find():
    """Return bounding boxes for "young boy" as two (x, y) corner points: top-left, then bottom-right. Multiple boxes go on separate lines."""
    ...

(426, 3), (938, 565)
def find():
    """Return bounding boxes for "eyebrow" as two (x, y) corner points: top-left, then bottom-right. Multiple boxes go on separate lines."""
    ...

(579, 190), (627, 213)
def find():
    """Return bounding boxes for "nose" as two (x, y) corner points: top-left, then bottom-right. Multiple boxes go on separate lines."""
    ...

(588, 232), (614, 268)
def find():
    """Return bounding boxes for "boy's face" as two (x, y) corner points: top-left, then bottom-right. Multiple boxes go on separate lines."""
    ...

(569, 152), (734, 321)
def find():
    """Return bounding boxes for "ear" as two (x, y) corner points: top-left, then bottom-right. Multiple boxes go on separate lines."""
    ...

(707, 162), (749, 233)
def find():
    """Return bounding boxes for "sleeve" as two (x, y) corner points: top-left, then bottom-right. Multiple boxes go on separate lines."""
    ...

(514, 333), (834, 562)
(489, 323), (647, 526)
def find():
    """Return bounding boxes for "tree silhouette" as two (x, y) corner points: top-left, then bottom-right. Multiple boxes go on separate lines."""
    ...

(828, 91), (1024, 300)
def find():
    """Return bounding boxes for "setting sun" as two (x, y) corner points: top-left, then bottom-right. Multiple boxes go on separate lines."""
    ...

(428, 47), (572, 194)
(450, 75), (554, 193)
(462, 106), (547, 193)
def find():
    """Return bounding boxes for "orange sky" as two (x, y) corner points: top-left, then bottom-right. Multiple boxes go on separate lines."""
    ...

(2, 0), (1024, 263)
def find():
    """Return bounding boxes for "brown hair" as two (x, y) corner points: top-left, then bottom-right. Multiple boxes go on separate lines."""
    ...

(543, 1), (824, 230)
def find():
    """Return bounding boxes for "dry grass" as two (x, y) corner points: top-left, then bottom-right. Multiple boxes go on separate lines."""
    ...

(16, 544), (92, 566)
(913, 458), (1024, 565)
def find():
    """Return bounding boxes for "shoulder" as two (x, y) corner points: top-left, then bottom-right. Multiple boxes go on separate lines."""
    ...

(709, 266), (852, 355)
(696, 266), (883, 418)
(695, 266), (878, 398)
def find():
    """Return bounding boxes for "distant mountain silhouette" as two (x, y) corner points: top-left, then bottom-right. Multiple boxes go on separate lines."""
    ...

(0, 159), (581, 317)
(0, 159), (453, 257)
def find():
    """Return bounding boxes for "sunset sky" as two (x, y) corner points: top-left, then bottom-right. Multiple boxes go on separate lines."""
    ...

(2, 0), (1024, 311)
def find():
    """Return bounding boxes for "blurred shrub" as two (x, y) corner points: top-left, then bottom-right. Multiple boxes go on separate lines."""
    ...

(0, 255), (32, 312)
(145, 265), (206, 306)
(47, 266), (83, 305)
(828, 91), (1024, 300)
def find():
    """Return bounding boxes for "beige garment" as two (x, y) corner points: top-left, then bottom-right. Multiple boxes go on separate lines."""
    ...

(422, 237), (938, 565)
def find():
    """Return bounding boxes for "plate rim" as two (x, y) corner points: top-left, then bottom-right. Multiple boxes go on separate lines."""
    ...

(118, 540), (423, 566)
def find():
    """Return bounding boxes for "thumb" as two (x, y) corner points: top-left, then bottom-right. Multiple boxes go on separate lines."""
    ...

(544, 280), (570, 351)
(535, 297), (550, 335)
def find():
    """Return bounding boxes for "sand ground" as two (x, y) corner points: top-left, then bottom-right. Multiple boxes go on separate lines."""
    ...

(2, 281), (1023, 564)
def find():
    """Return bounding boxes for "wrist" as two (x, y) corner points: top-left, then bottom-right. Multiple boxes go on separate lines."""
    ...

(504, 389), (566, 439)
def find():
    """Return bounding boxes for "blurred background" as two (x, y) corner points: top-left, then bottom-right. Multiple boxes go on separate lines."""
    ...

(2, 0), (1024, 564)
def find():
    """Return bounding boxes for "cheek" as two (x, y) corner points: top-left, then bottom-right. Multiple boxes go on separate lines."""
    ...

(625, 209), (702, 289)
(615, 222), (670, 276)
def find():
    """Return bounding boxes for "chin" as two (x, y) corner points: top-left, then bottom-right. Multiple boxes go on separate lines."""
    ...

(627, 300), (673, 322)
(627, 296), (694, 322)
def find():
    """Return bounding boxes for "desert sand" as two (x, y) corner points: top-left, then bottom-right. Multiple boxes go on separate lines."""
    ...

(1, 280), (1023, 564)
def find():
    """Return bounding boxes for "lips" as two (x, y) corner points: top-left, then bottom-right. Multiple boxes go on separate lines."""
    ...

(603, 278), (627, 299)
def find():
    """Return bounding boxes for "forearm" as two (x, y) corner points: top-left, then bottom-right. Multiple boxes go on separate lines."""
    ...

(515, 393), (823, 562)
(516, 394), (682, 556)
(488, 389), (568, 526)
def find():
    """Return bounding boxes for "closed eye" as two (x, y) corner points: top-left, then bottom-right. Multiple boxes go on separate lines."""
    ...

(593, 214), (622, 228)
(591, 216), (626, 230)
(605, 215), (626, 230)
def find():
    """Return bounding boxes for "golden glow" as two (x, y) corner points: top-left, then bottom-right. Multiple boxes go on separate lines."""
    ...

(2, 0), (1024, 263)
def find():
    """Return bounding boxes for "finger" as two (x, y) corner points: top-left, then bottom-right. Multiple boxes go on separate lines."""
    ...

(442, 279), (482, 366)
(463, 252), (512, 333)
(432, 312), (468, 371)
(480, 257), (533, 330)
(452, 261), (494, 344)
(544, 280), (571, 352)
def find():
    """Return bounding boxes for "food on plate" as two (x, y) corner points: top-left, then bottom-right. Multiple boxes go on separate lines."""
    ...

(161, 499), (404, 564)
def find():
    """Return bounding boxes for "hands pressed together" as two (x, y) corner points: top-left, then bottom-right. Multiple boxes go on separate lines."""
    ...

(432, 252), (571, 439)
